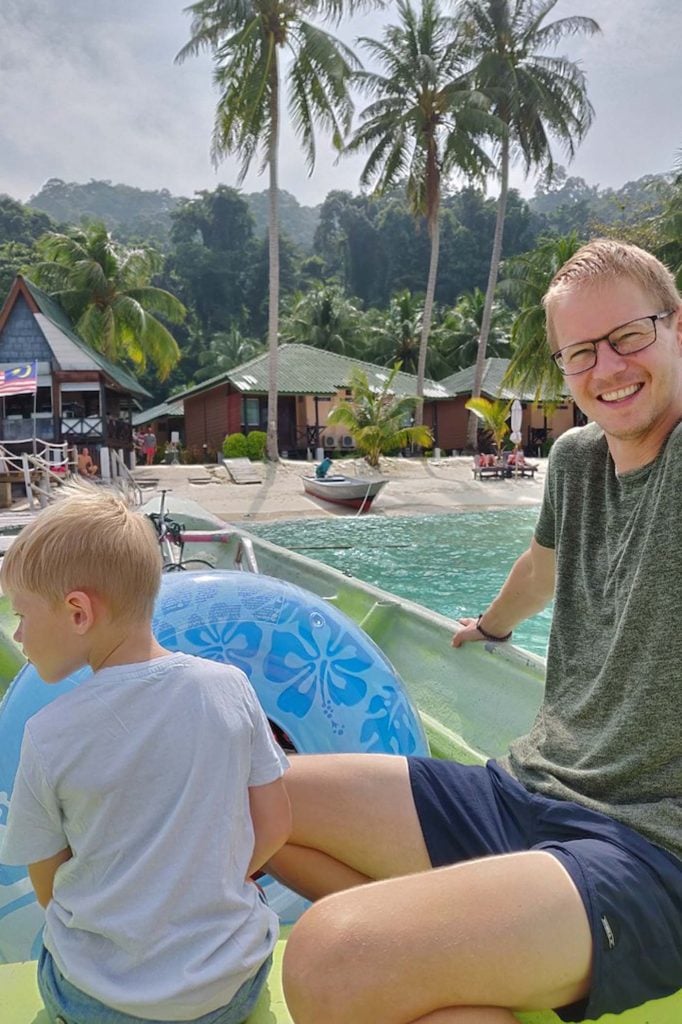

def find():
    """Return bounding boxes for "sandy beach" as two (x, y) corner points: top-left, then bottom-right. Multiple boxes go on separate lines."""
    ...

(130, 456), (546, 523)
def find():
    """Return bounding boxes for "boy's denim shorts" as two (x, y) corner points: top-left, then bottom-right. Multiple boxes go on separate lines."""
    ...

(37, 945), (272, 1024)
(408, 756), (682, 1023)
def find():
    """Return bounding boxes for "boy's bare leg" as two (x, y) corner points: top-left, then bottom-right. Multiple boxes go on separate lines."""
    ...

(266, 754), (432, 899)
(282, 850), (592, 1024)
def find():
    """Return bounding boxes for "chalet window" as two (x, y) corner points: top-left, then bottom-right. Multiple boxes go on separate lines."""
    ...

(3, 387), (52, 418)
(244, 397), (261, 428)
(60, 385), (99, 417)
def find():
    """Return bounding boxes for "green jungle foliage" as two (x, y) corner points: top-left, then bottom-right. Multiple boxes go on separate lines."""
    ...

(20, 171), (675, 265)
(0, 166), (677, 409)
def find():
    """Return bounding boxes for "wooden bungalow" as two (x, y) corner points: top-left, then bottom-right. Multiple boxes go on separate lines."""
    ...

(0, 276), (150, 477)
(438, 358), (583, 455)
(172, 344), (453, 458)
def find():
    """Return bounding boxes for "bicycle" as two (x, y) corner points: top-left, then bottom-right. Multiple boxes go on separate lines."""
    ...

(146, 489), (233, 572)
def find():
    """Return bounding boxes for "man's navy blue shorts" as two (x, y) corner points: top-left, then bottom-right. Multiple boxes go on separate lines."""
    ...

(408, 757), (682, 1022)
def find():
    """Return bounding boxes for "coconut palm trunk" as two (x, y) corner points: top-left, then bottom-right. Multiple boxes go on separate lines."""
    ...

(347, 0), (497, 436)
(467, 132), (509, 450)
(415, 195), (440, 428)
(266, 55), (280, 462)
(177, 2), (360, 463)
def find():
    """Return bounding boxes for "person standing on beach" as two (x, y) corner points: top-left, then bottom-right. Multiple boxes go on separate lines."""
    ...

(142, 428), (157, 466)
(268, 239), (682, 1024)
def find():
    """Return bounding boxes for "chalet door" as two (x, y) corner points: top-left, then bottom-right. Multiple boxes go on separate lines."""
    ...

(277, 397), (296, 451)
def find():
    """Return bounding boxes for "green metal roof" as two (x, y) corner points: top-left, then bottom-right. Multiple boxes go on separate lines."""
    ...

(22, 277), (152, 399)
(175, 344), (451, 402)
(133, 398), (184, 427)
(439, 358), (566, 402)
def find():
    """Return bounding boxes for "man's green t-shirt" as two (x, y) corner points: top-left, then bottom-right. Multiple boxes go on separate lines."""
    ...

(503, 421), (681, 862)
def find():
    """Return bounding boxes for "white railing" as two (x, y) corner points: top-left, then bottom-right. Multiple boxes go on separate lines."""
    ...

(0, 440), (75, 510)
(110, 448), (143, 507)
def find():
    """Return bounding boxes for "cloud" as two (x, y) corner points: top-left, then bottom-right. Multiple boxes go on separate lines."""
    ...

(0, 0), (679, 207)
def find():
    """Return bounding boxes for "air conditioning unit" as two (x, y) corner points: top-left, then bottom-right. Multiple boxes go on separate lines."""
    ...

(342, 436), (355, 448)
(323, 436), (336, 448)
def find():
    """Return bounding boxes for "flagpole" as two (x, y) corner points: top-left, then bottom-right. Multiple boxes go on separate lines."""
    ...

(32, 381), (37, 456)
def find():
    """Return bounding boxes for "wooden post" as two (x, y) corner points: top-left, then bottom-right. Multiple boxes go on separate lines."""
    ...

(21, 452), (35, 510)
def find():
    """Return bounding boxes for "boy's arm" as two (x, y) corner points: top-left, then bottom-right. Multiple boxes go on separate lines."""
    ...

(247, 778), (292, 878)
(29, 847), (72, 908)
(452, 538), (556, 646)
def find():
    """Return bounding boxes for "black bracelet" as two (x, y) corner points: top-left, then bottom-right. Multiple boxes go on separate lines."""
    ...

(476, 614), (512, 643)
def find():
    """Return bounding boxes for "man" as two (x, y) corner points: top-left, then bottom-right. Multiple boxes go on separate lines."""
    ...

(76, 446), (98, 477)
(271, 240), (682, 1024)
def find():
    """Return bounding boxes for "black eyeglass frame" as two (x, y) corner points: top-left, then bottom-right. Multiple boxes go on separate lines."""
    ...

(551, 310), (675, 376)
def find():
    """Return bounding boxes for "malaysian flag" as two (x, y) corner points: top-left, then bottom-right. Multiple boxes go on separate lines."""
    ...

(0, 362), (38, 397)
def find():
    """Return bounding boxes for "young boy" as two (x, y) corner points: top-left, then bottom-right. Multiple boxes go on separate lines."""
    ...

(0, 487), (291, 1024)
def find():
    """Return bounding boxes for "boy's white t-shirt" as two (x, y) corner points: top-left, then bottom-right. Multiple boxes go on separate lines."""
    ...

(1, 652), (288, 1020)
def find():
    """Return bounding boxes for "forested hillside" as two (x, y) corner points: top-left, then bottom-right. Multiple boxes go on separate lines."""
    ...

(1, 167), (678, 407)
(27, 179), (320, 251)
(25, 169), (674, 256)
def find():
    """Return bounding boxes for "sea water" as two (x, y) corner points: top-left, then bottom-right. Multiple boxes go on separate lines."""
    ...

(249, 508), (551, 657)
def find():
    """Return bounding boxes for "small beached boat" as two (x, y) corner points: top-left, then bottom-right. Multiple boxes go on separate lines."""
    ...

(0, 496), (679, 1024)
(302, 473), (387, 511)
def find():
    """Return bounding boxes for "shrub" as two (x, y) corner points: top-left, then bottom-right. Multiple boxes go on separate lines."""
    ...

(222, 432), (248, 458)
(180, 445), (206, 464)
(245, 430), (267, 461)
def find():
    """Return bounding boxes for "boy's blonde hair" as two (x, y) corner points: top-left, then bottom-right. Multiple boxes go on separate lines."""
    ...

(543, 239), (682, 348)
(0, 485), (162, 622)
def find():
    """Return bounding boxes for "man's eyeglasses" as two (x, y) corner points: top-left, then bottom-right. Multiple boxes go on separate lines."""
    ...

(552, 311), (675, 376)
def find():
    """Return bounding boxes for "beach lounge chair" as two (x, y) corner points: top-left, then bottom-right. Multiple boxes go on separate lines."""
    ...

(508, 452), (539, 479)
(472, 454), (502, 480)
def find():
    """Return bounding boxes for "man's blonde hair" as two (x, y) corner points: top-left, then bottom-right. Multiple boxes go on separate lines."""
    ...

(0, 485), (162, 622)
(543, 239), (682, 348)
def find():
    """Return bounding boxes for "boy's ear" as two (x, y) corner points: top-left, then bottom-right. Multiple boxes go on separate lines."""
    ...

(64, 590), (96, 634)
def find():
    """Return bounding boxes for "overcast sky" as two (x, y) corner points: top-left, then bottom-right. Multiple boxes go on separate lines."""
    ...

(1, 0), (680, 208)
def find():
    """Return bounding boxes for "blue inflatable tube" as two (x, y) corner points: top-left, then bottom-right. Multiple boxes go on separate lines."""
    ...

(0, 570), (427, 963)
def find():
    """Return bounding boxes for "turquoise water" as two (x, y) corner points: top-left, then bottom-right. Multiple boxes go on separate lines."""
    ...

(250, 509), (551, 657)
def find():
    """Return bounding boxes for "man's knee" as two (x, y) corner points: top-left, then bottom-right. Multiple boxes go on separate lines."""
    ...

(283, 895), (368, 1024)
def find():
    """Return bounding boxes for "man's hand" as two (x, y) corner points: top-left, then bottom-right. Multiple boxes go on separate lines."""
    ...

(451, 618), (486, 647)
(450, 540), (555, 651)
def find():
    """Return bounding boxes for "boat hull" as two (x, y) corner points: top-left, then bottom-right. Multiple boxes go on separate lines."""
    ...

(302, 474), (387, 511)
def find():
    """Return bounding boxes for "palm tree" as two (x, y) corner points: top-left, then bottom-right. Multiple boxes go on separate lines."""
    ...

(464, 395), (511, 455)
(328, 364), (433, 467)
(347, 0), (495, 426)
(432, 286), (511, 371)
(499, 232), (582, 399)
(280, 284), (364, 355)
(364, 290), (423, 374)
(32, 223), (184, 380)
(177, 0), (363, 460)
(460, 0), (600, 448)
(195, 326), (264, 382)
(657, 148), (682, 288)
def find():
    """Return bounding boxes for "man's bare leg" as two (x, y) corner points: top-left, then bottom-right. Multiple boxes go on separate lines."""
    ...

(282, 851), (592, 1024)
(266, 754), (432, 898)
(415, 1012), (516, 1023)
